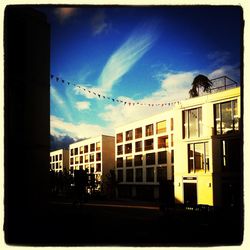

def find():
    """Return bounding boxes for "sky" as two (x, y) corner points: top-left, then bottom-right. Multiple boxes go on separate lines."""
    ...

(39, 6), (243, 141)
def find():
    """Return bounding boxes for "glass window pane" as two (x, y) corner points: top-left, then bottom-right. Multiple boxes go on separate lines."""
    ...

(194, 143), (204, 171)
(189, 109), (198, 137)
(156, 120), (166, 134)
(221, 102), (233, 134)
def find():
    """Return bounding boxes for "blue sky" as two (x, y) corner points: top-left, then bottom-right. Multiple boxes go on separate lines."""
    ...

(40, 6), (242, 140)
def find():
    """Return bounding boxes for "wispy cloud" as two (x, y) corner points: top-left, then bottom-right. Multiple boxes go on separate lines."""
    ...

(51, 115), (113, 139)
(91, 10), (110, 36)
(54, 7), (78, 23)
(51, 86), (64, 105)
(98, 22), (159, 92)
(75, 101), (90, 111)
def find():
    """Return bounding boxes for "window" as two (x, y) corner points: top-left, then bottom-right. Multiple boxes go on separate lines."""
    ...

(135, 168), (143, 182)
(70, 149), (74, 156)
(171, 150), (174, 164)
(90, 153), (95, 162)
(117, 157), (123, 168)
(146, 153), (155, 165)
(126, 155), (133, 167)
(171, 134), (174, 147)
(135, 141), (142, 152)
(117, 145), (123, 155)
(158, 151), (167, 164)
(157, 167), (167, 182)
(117, 170), (123, 182)
(158, 135), (168, 148)
(146, 124), (154, 136)
(134, 154), (143, 166)
(125, 143), (132, 154)
(145, 139), (154, 150)
(80, 155), (83, 164)
(96, 152), (101, 161)
(75, 156), (79, 164)
(126, 169), (134, 182)
(183, 107), (202, 138)
(214, 100), (239, 135)
(221, 138), (240, 172)
(171, 118), (174, 131)
(84, 155), (89, 163)
(70, 157), (74, 165)
(96, 141), (101, 151)
(90, 143), (95, 152)
(74, 148), (78, 155)
(146, 167), (154, 182)
(116, 133), (123, 143)
(80, 146), (84, 154)
(56, 155), (58, 161)
(188, 142), (209, 173)
(126, 130), (133, 141)
(96, 163), (101, 172)
(84, 145), (88, 153)
(135, 127), (142, 139)
(59, 154), (62, 160)
(156, 120), (166, 134)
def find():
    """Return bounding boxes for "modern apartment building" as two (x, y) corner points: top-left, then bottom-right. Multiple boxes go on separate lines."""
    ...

(50, 149), (69, 173)
(174, 86), (242, 207)
(69, 135), (115, 191)
(115, 111), (175, 200)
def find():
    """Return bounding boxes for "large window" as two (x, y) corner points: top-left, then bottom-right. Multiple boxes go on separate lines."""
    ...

(116, 133), (123, 143)
(84, 145), (88, 153)
(183, 107), (202, 138)
(188, 142), (209, 173)
(145, 139), (154, 151)
(146, 153), (155, 165)
(156, 120), (166, 134)
(146, 124), (154, 136)
(96, 152), (101, 161)
(135, 127), (142, 139)
(74, 148), (78, 155)
(134, 154), (143, 166)
(84, 154), (89, 163)
(126, 155), (133, 167)
(158, 151), (167, 164)
(125, 143), (132, 154)
(117, 170), (123, 182)
(80, 146), (84, 154)
(126, 169), (134, 182)
(221, 138), (241, 172)
(126, 130), (133, 141)
(96, 163), (101, 172)
(146, 167), (154, 182)
(157, 167), (167, 182)
(117, 145), (123, 155)
(117, 157), (123, 168)
(90, 143), (95, 152)
(135, 168), (143, 182)
(214, 100), (239, 135)
(135, 141), (142, 152)
(90, 153), (95, 162)
(158, 135), (168, 148)
(96, 141), (101, 151)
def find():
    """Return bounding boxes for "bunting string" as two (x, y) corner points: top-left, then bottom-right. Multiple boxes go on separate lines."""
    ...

(50, 74), (181, 107)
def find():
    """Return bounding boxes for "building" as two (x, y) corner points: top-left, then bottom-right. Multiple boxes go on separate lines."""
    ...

(115, 111), (175, 200)
(4, 7), (50, 243)
(50, 149), (69, 173)
(174, 86), (242, 207)
(69, 135), (115, 192)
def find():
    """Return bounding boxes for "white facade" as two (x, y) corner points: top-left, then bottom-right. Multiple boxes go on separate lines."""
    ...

(50, 149), (69, 173)
(115, 111), (175, 199)
(69, 135), (115, 190)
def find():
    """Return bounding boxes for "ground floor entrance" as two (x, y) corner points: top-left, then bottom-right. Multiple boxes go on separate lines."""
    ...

(183, 182), (197, 205)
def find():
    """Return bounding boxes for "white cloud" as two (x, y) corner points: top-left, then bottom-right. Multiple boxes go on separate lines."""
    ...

(54, 7), (78, 23)
(51, 115), (113, 139)
(50, 86), (64, 105)
(91, 10), (110, 36)
(207, 51), (231, 67)
(75, 101), (90, 111)
(73, 84), (104, 99)
(99, 71), (196, 128)
(98, 23), (158, 92)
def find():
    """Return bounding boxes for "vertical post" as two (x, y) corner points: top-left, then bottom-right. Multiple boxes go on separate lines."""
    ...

(224, 76), (227, 90)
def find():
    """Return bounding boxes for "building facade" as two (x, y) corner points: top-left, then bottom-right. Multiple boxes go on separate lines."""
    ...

(50, 149), (69, 173)
(115, 111), (175, 200)
(174, 87), (241, 207)
(69, 135), (115, 192)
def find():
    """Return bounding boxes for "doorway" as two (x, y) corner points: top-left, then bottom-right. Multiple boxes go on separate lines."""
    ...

(184, 182), (197, 205)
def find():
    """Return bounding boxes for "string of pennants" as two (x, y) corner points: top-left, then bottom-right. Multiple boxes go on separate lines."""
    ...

(51, 74), (181, 107)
